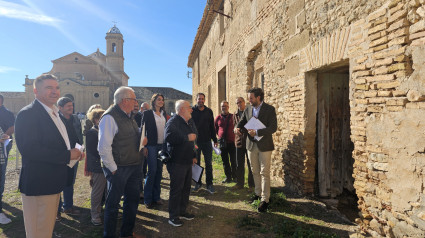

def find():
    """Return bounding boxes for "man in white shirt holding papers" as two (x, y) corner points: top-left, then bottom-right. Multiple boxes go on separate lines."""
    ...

(235, 87), (277, 213)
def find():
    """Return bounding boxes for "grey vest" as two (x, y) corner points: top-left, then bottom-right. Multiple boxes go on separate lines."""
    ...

(104, 105), (141, 166)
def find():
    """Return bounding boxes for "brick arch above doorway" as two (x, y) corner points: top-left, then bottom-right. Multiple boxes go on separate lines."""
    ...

(303, 26), (351, 71)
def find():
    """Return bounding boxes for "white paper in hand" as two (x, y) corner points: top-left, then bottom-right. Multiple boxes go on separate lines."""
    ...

(244, 117), (265, 141)
(212, 141), (221, 155)
(139, 124), (146, 152)
(68, 143), (84, 168)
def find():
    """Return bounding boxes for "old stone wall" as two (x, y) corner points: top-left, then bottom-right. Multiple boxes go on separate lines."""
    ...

(190, 0), (425, 236)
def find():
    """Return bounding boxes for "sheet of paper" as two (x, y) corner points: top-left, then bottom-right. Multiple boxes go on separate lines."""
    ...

(68, 143), (84, 168)
(3, 139), (11, 157)
(244, 117), (266, 141)
(192, 163), (204, 183)
(139, 124), (146, 152)
(211, 141), (221, 155)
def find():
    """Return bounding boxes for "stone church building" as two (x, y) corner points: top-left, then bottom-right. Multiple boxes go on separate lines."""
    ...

(2, 25), (190, 115)
(188, 0), (425, 236)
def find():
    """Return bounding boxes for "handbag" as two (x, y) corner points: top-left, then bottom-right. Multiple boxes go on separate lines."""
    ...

(157, 149), (171, 163)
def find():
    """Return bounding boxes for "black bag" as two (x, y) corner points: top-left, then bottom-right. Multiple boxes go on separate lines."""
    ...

(157, 149), (171, 163)
(218, 114), (230, 150)
(218, 138), (227, 149)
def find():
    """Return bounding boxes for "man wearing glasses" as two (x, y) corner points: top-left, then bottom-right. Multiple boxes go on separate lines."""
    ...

(98, 86), (145, 238)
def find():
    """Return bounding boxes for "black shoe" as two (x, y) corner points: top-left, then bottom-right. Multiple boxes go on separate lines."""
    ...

(180, 212), (195, 220)
(249, 194), (260, 203)
(145, 203), (153, 209)
(168, 218), (183, 227)
(222, 178), (232, 183)
(257, 201), (269, 212)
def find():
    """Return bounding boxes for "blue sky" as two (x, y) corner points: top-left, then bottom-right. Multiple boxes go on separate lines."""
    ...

(0, 0), (205, 94)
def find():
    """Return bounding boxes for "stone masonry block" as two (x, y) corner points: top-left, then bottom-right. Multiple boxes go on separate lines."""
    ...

(355, 78), (367, 84)
(368, 106), (383, 112)
(373, 46), (406, 60)
(386, 98), (408, 105)
(353, 70), (372, 78)
(369, 31), (386, 41)
(369, 97), (386, 104)
(410, 19), (425, 34)
(388, 36), (408, 47)
(353, 64), (367, 71)
(377, 81), (401, 89)
(378, 91), (392, 97)
(375, 58), (394, 67)
(369, 23), (388, 35)
(388, 19), (409, 32)
(409, 30), (425, 41)
(389, 2), (403, 15)
(369, 8), (387, 21)
(388, 9), (407, 24)
(387, 106), (404, 111)
(392, 90), (407, 97)
(364, 91), (378, 98)
(356, 84), (370, 90)
(389, 0), (403, 8)
(394, 55), (406, 62)
(367, 74), (395, 82)
(374, 67), (389, 75)
(389, 27), (409, 40)
(370, 36), (389, 47)
(388, 63), (406, 72)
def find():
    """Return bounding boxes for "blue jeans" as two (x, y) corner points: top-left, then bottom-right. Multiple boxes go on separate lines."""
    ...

(196, 141), (213, 186)
(0, 142), (12, 212)
(144, 145), (163, 204)
(103, 165), (141, 238)
(58, 162), (79, 212)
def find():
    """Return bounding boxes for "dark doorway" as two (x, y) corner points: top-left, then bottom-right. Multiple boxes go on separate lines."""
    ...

(316, 68), (358, 221)
(317, 71), (354, 198)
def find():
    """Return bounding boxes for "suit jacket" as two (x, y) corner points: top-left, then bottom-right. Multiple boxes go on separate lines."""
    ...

(15, 100), (71, 196)
(237, 102), (277, 152)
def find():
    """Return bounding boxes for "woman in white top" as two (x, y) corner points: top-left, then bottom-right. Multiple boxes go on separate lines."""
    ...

(141, 93), (169, 208)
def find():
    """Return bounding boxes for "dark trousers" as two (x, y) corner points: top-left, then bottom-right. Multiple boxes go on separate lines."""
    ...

(103, 165), (141, 238)
(221, 143), (237, 180)
(236, 147), (254, 187)
(167, 162), (192, 219)
(196, 141), (213, 186)
(58, 162), (79, 212)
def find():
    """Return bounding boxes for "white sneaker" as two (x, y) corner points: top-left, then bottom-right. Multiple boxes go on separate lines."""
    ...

(0, 213), (11, 224)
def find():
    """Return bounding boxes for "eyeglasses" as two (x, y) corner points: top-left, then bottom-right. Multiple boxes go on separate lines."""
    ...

(125, 98), (137, 102)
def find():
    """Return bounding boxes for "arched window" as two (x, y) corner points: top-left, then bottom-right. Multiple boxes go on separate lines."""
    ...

(112, 43), (116, 52)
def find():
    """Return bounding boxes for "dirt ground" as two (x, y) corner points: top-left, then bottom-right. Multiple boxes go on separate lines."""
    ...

(0, 146), (359, 238)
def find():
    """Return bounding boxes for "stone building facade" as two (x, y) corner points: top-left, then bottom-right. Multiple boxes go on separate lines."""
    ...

(2, 25), (191, 115)
(188, 0), (425, 236)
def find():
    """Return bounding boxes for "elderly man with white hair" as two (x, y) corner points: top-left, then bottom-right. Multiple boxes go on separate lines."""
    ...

(98, 86), (145, 238)
(164, 100), (198, 227)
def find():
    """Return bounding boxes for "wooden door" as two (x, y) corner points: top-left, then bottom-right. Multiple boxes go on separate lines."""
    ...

(317, 73), (353, 197)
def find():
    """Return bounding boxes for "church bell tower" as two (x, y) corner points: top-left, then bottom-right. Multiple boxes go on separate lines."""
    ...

(105, 25), (126, 87)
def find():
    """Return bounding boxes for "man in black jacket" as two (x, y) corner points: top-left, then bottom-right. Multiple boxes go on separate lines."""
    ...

(165, 100), (197, 227)
(191, 93), (217, 194)
(57, 97), (83, 219)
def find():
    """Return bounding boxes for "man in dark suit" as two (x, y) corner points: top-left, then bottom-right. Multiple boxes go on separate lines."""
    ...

(235, 87), (277, 212)
(15, 74), (82, 237)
